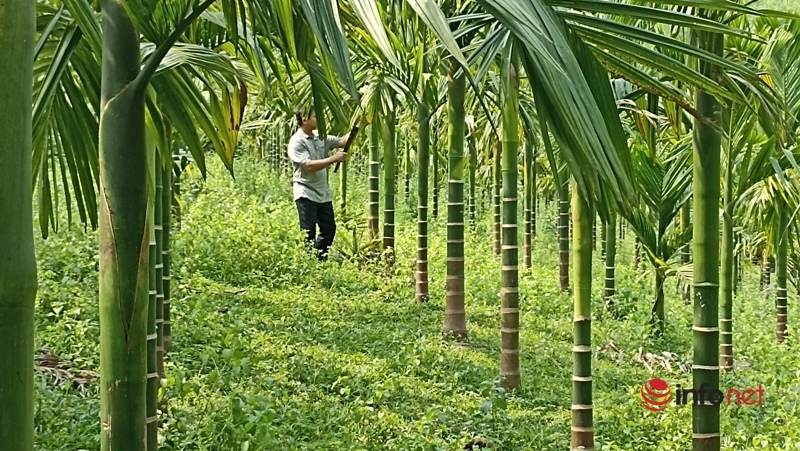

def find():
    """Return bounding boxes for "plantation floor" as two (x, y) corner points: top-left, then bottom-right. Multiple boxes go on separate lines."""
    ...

(33, 158), (800, 450)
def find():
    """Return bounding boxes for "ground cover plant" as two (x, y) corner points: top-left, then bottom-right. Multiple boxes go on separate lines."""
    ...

(7, 1), (800, 450)
(31, 157), (800, 450)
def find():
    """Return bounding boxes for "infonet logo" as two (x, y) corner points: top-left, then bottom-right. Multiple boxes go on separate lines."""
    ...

(641, 378), (764, 411)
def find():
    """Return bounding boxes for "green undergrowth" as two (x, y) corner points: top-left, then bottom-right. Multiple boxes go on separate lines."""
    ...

(33, 157), (800, 450)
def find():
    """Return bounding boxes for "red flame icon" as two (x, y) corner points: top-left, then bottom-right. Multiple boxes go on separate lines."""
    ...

(641, 378), (672, 411)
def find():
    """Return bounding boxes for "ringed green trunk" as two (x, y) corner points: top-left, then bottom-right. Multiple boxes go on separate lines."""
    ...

(146, 185), (158, 450)
(493, 141), (501, 255)
(571, 182), (593, 450)
(404, 137), (410, 202)
(531, 154), (537, 239)
(173, 160), (182, 230)
(652, 270), (665, 333)
(162, 163), (173, 354)
(777, 204), (788, 342)
(499, 53), (520, 389)
(0, 0), (37, 447)
(720, 126), (734, 370)
(604, 210), (617, 313)
(416, 101), (431, 303)
(468, 130), (477, 226)
(155, 158), (165, 377)
(340, 159), (347, 216)
(558, 178), (570, 291)
(368, 118), (380, 244)
(383, 110), (397, 251)
(432, 122), (439, 220)
(523, 140), (533, 268)
(99, 0), (150, 447)
(444, 58), (467, 338)
(681, 203), (691, 303)
(691, 28), (722, 451)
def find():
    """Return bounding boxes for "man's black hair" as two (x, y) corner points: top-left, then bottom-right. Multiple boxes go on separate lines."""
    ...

(295, 104), (315, 128)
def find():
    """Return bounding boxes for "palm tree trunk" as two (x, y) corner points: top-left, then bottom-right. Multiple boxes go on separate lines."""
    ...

(162, 163), (172, 354)
(404, 137), (411, 202)
(499, 52), (520, 390)
(720, 131), (734, 370)
(604, 210), (617, 312)
(340, 159), (348, 216)
(532, 155), (538, 239)
(416, 102), (431, 303)
(99, 1), (150, 447)
(558, 178), (570, 291)
(0, 1), (37, 447)
(681, 203), (691, 302)
(368, 119), (380, 244)
(469, 130), (477, 227)
(432, 124), (439, 220)
(652, 270), (665, 333)
(146, 184), (158, 450)
(692, 28), (722, 451)
(571, 182), (593, 450)
(493, 141), (501, 255)
(173, 158), (182, 230)
(155, 161), (165, 378)
(777, 204), (789, 342)
(383, 110), (397, 251)
(523, 140), (533, 268)
(445, 58), (467, 338)
(600, 217), (607, 259)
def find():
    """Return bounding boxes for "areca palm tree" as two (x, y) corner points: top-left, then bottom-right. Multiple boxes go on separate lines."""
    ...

(0, 1), (37, 449)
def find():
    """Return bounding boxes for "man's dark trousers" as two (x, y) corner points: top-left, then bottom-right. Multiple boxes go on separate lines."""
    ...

(295, 197), (336, 260)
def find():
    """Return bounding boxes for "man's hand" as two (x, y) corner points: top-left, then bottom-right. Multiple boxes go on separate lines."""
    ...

(331, 150), (347, 163)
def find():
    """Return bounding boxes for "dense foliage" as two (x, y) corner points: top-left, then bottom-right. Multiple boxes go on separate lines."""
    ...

(32, 157), (800, 450)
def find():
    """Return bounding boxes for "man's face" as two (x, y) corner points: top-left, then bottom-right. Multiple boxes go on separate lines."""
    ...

(305, 110), (318, 130)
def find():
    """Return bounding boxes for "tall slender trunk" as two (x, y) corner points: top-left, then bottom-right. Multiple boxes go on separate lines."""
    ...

(99, 1), (150, 447)
(532, 155), (537, 239)
(468, 131), (477, 226)
(732, 233), (740, 294)
(432, 124), (439, 220)
(172, 155), (182, 230)
(155, 160), (165, 378)
(0, 1), (37, 447)
(720, 123), (734, 370)
(652, 270), (665, 333)
(558, 178), (570, 291)
(604, 210), (617, 312)
(681, 203), (691, 302)
(416, 102), (431, 303)
(777, 204), (789, 342)
(692, 28), (722, 451)
(383, 110), (397, 251)
(162, 163), (172, 354)
(368, 119), (380, 244)
(404, 136), (411, 202)
(523, 140), (533, 268)
(146, 169), (158, 450)
(340, 159), (348, 216)
(499, 52), (520, 390)
(444, 58), (467, 338)
(493, 141), (501, 255)
(600, 217), (607, 259)
(633, 236), (640, 269)
(571, 182), (593, 450)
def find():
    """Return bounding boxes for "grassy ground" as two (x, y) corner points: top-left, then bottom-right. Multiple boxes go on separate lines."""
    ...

(33, 156), (800, 450)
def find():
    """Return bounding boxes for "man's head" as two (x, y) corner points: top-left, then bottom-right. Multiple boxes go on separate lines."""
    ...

(295, 104), (317, 131)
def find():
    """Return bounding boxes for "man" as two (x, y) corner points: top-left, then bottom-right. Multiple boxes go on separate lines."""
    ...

(287, 105), (351, 260)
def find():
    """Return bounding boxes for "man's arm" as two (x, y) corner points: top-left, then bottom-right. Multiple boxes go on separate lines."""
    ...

(302, 151), (346, 173)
